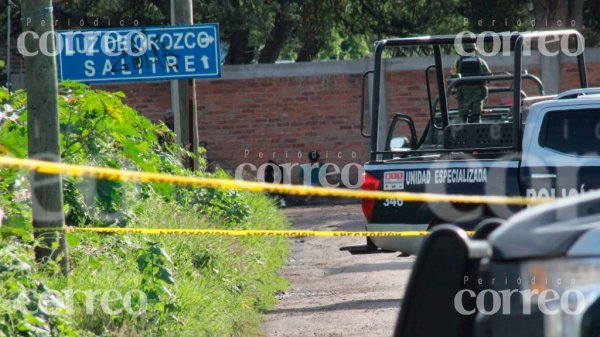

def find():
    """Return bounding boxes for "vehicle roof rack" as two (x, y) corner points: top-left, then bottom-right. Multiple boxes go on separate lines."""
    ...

(556, 88), (600, 100)
(368, 30), (587, 161)
(376, 30), (583, 47)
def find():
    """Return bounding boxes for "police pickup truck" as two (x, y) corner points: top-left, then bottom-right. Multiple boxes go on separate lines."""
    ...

(346, 31), (599, 255)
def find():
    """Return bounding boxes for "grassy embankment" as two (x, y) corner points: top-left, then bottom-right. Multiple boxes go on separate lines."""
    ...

(0, 83), (289, 336)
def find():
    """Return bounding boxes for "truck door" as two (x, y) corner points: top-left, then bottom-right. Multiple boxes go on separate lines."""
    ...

(521, 106), (600, 199)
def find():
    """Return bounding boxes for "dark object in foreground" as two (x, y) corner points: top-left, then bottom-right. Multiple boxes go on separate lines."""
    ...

(394, 190), (600, 337)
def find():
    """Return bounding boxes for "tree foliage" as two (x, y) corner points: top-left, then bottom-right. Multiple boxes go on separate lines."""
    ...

(0, 83), (251, 229)
(1, 0), (599, 65)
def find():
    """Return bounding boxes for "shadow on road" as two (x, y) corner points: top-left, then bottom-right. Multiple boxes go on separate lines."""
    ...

(268, 298), (402, 314)
(326, 261), (414, 275)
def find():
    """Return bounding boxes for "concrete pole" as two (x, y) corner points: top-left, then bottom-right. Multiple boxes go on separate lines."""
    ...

(541, 55), (561, 95)
(21, 0), (68, 273)
(170, 0), (199, 169)
(6, 0), (11, 91)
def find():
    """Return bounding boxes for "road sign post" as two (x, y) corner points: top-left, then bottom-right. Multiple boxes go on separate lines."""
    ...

(172, 0), (199, 169)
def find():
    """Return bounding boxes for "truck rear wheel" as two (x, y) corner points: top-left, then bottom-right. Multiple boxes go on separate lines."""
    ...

(366, 236), (377, 249)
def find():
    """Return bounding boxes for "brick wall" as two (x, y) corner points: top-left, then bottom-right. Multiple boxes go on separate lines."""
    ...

(97, 55), (600, 173)
(6, 48), (598, 174)
(195, 73), (370, 171)
(93, 82), (171, 121)
(0, 38), (25, 74)
(560, 61), (600, 91)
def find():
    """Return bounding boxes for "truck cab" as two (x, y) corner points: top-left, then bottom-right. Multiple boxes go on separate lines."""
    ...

(348, 31), (596, 255)
(521, 89), (600, 201)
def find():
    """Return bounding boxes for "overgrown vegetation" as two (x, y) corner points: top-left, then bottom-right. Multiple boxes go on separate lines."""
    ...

(0, 83), (289, 336)
(0, 239), (81, 337)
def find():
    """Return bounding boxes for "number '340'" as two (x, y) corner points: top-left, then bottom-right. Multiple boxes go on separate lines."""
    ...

(383, 199), (404, 207)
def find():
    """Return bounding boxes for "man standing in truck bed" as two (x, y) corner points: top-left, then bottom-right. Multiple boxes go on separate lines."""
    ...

(452, 44), (492, 123)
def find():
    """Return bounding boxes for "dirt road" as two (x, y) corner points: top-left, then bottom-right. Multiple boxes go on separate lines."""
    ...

(263, 204), (414, 337)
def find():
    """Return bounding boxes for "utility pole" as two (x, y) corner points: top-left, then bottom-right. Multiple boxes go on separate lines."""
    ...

(170, 0), (199, 169)
(6, 0), (12, 91)
(21, 0), (68, 273)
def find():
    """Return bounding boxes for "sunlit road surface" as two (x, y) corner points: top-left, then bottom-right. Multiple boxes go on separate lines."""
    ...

(263, 204), (413, 337)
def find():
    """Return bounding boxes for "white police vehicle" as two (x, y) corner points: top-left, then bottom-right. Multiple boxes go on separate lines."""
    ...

(344, 31), (600, 255)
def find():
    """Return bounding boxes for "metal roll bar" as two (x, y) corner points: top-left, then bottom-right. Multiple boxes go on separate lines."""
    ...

(369, 30), (587, 161)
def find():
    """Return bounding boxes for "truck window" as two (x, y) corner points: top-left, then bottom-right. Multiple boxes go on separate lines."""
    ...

(540, 109), (600, 156)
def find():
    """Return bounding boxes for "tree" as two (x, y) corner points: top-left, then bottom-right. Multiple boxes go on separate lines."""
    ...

(258, 1), (297, 63)
(460, 0), (532, 32)
(583, 0), (600, 46)
(3, 0), (600, 66)
(533, 0), (583, 29)
(2, 0), (170, 33)
(293, 1), (339, 62)
(195, 0), (277, 64)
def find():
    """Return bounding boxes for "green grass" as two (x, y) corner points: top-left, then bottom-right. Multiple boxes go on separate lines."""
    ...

(42, 192), (289, 336)
(0, 84), (290, 336)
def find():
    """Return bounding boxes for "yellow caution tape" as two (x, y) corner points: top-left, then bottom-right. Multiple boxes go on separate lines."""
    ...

(0, 156), (552, 205)
(34, 226), (471, 237)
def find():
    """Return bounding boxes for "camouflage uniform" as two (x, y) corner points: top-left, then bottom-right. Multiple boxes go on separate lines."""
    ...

(452, 54), (492, 123)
